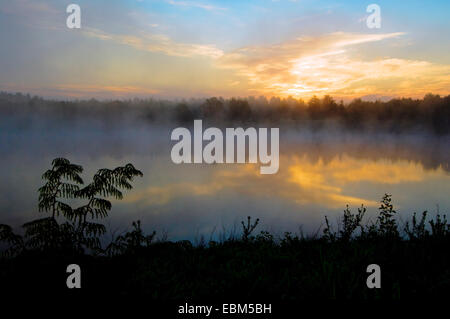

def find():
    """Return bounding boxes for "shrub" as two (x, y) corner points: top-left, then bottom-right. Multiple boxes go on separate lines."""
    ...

(1, 157), (142, 256)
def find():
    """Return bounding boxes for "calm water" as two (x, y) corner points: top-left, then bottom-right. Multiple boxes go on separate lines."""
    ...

(1, 122), (449, 241)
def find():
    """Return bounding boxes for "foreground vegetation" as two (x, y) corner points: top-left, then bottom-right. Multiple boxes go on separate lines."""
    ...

(0, 159), (449, 299)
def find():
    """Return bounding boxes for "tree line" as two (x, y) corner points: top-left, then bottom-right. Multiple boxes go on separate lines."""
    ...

(1, 91), (449, 134)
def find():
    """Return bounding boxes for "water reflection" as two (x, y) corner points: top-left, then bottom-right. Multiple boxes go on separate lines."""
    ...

(0, 123), (448, 240)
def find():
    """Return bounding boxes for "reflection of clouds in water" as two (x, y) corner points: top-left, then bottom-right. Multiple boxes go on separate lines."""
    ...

(285, 155), (444, 207)
(124, 153), (446, 212)
(0, 122), (449, 239)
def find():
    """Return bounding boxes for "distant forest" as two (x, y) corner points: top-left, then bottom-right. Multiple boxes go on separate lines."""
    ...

(1, 91), (449, 134)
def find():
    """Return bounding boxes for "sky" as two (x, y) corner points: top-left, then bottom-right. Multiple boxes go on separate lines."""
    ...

(0, 0), (449, 100)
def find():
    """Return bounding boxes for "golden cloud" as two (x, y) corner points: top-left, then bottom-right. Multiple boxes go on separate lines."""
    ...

(216, 32), (450, 98)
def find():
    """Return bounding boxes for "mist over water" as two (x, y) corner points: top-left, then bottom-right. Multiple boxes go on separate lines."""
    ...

(1, 113), (448, 241)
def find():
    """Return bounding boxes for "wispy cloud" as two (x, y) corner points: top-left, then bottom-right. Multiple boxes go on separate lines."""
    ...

(0, 0), (223, 59)
(0, 83), (159, 99)
(166, 0), (227, 11)
(82, 27), (224, 59)
(0, 0), (62, 30)
(0, 0), (58, 16)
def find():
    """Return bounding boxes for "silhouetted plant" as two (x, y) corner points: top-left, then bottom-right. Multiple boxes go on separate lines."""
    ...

(324, 196), (400, 241)
(339, 204), (366, 241)
(241, 216), (259, 241)
(280, 231), (302, 245)
(376, 193), (399, 238)
(19, 158), (86, 251)
(404, 211), (428, 240)
(67, 163), (143, 252)
(322, 216), (337, 242)
(256, 231), (274, 244)
(2, 158), (143, 255)
(106, 220), (156, 256)
(23, 217), (65, 251)
(38, 158), (83, 218)
(0, 224), (24, 257)
(429, 214), (449, 238)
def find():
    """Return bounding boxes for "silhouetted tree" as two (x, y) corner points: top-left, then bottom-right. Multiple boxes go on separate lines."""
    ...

(1, 91), (449, 132)
(307, 95), (321, 120)
(17, 158), (142, 254)
(174, 103), (194, 123)
(201, 97), (224, 120)
(227, 98), (252, 122)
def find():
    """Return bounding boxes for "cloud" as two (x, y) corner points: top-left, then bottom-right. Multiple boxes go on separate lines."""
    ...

(0, 0), (58, 16)
(0, 0), (62, 30)
(82, 27), (224, 59)
(166, 0), (227, 11)
(216, 32), (450, 98)
(51, 84), (160, 97)
(1, 0), (223, 59)
(0, 83), (159, 99)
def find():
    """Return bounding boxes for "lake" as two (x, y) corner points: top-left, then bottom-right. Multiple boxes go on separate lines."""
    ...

(1, 121), (449, 241)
